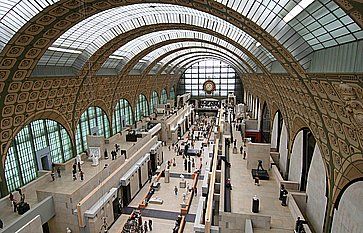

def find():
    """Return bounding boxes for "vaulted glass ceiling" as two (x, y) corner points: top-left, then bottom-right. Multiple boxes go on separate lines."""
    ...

(130, 45), (249, 74)
(36, 3), (274, 71)
(0, 0), (362, 73)
(100, 31), (259, 72)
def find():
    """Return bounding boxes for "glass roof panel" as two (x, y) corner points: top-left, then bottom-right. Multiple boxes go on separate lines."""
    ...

(134, 48), (247, 74)
(101, 30), (258, 71)
(38, 3), (274, 69)
(0, 1), (360, 70)
(133, 43), (252, 73)
(0, 0), (60, 51)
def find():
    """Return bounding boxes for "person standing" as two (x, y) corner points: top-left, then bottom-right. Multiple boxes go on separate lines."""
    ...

(77, 161), (81, 172)
(144, 221), (148, 232)
(12, 200), (17, 212)
(51, 172), (55, 181)
(174, 186), (178, 195)
(148, 219), (153, 231)
(0, 218), (3, 229)
(80, 170), (84, 181)
(57, 167), (61, 178)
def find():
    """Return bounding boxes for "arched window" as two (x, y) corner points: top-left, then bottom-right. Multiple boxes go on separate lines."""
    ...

(135, 94), (149, 121)
(261, 103), (271, 143)
(150, 91), (159, 113)
(112, 99), (133, 134)
(75, 106), (110, 155)
(170, 87), (175, 100)
(5, 119), (72, 192)
(178, 60), (243, 101)
(160, 89), (167, 104)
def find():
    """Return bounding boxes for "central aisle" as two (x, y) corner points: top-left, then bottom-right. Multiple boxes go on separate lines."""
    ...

(109, 119), (213, 233)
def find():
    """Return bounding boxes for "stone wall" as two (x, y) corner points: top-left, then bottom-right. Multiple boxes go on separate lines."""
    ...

(288, 130), (303, 183)
(242, 73), (363, 231)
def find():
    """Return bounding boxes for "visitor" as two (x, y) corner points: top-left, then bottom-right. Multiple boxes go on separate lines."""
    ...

(80, 170), (84, 181)
(174, 186), (178, 195)
(12, 200), (17, 212)
(51, 172), (55, 181)
(144, 221), (148, 232)
(243, 151), (246, 160)
(57, 167), (61, 178)
(77, 161), (81, 172)
(254, 176), (260, 186)
(0, 218), (3, 229)
(240, 145), (243, 154)
(148, 219), (153, 231)
(9, 192), (13, 202)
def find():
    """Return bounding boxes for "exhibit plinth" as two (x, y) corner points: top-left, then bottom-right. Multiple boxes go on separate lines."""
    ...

(164, 169), (170, 183)
(180, 180), (186, 188)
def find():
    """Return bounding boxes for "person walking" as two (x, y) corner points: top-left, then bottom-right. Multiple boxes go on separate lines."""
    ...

(148, 219), (153, 231)
(51, 172), (55, 181)
(144, 221), (148, 232)
(57, 167), (61, 178)
(174, 186), (178, 195)
(80, 170), (84, 181)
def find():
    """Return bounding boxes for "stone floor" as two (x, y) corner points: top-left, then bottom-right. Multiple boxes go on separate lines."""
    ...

(229, 123), (295, 232)
(109, 126), (210, 233)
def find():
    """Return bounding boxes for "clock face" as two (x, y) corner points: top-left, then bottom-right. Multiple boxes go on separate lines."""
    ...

(203, 80), (216, 93)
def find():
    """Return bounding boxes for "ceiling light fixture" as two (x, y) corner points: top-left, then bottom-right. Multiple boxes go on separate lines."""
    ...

(48, 47), (82, 54)
(283, 0), (314, 23)
(255, 42), (261, 47)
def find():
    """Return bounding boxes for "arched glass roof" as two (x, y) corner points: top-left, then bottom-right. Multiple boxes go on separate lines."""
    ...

(132, 46), (249, 73)
(101, 30), (263, 71)
(158, 52), (245, 75)
(36, 4), (275, 70)
(140, 44), (252, 73)
(0, 1), (361, 72)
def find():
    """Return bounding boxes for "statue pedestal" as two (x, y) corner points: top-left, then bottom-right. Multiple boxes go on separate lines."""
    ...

(180, 180), (186, 188)
(164, 169), (170, 183)
(233, 147), (238, 154)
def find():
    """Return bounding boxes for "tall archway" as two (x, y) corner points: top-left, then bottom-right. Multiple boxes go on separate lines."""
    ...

(150, 91), (159, 114)
(332, 181), (363, 233)
(170, 86), (175, 100)
(160, 89), (168, 104)
(135, 94), (149, 122)
(4, 119), (73, 193)
(270, 111), (283, 150)
(75, 106), (110, 155)
(260, 102), (270, 143)
(112, 98), (133, 134)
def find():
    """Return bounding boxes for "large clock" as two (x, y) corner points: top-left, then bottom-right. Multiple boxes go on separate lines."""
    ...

(203, 80), (216, 94)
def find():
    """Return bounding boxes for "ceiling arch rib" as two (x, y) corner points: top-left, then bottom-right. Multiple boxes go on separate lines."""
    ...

(132, 43), (252, 74)
(173, 56), (242, 76)
(1, 1), (361, 71)
(154, 51), (246, 75)
(149, 47), (249, 75)
(37, 4), (276, 70)
(102, 30), (259, 72)
(141, 43), (255, 76)
(82, 24), (272, 77)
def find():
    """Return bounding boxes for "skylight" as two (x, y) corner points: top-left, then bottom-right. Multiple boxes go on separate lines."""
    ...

(48, 47), (82, 54)
(283, 0), (315, 23)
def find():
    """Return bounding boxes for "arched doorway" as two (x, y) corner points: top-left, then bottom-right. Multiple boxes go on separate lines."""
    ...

(260, 102), (270, 143)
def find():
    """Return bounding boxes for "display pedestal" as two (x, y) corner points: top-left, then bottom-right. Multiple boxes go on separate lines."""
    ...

(164, 169), (170, 183)
(233, 147), (238, 154)
(180, 180), (186, 188)
(252, 198), (259, 213)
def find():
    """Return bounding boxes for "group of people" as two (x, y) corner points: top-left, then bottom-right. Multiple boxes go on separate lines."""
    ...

(50, 163), (61, 181)
(9, 188), (29, 214)
(122, 210), (153, 233)
(72, 160), (84, 181)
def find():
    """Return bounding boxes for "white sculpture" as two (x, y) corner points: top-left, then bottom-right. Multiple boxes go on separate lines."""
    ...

(180, 174), (185, 182)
